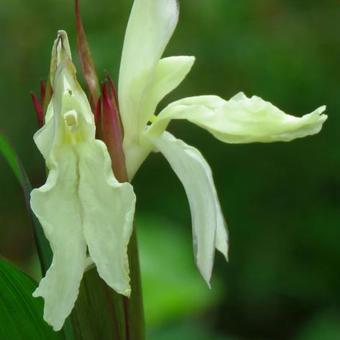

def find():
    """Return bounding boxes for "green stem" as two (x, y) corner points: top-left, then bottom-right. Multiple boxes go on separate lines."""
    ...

(70, 269), (127, 339)
(124, 231), (145, 340)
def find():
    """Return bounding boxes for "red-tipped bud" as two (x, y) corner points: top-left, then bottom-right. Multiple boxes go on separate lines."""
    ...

(106, 76), (119, 106)
(100, 78), (127, 181)
(101, 79), (123, 144)
(75, 0), (100, 111)
(94, 97), (102, 139)
(40, 80), (46, 104)
(30, 92), (44, 128)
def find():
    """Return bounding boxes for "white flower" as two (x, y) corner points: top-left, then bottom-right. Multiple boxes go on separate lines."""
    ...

(118, 0), (327, 283)
(30, 31), (136, 331)
(30, 0), (327, 331)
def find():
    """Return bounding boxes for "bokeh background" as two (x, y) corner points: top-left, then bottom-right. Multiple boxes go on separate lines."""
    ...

(0, 0), (339, 339)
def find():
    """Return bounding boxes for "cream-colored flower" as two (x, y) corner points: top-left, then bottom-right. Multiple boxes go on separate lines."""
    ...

(118, 0), (327, 284)
(30, 31), (136, 331)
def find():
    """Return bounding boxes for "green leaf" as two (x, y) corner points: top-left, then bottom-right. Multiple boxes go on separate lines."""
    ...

(0, 133), (52, 274)
(0, 257), (63, 339)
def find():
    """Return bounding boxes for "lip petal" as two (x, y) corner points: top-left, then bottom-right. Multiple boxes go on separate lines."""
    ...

(152, 93), (327, 143)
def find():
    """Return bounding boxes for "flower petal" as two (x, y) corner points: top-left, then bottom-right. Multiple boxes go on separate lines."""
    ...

(125, 56), (195, 179)
(151, 93), (327, 143)
(150, 131), (228, 285)
(118, 0), (179, 158)
(142, 56), (195, 128)
(31, 146), (87, 331)
(31, 30), (137, 331)
(78, 140), (136, 296)
(214, 200), (229, 260)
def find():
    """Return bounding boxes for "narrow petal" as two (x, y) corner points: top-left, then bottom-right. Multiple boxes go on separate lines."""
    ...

(150, 131), (228, 285)
(215, 200), (229, 260)
(118, 0), (179, 160)
(151, 93), (327, 143)
(31, 146), (87, 331)
(78, 140), (136, 296)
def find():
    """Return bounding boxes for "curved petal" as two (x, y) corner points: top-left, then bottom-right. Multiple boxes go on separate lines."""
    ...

(142, 56), (195, 128)
(30, 146), (87, 331)
(118, 0), (179, 159)
(33, 112), (56, 161)
(125, 56), (195, 179)
(150, 93), (327, 143)
(78, 140), (136, 296)
(150, 131), (228, 285)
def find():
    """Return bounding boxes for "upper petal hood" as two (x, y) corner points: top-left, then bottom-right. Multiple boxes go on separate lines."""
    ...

(119, 0), (194, 179)
(150, 92), (327, 143)
(118, 0), (179, 140)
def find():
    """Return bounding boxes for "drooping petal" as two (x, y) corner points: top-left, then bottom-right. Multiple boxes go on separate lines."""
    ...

(118, 0), (180, 174)
(214, 200), (229, 260)
(77, 140), (136, 296)
(150, 93), (327, 143)
(150, 131), (228, 285)
(125, 56), (195, 180)
(31, 146), (87, 331)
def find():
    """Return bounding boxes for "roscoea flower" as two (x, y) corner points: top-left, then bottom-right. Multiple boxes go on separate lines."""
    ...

(118, 0), (327, 283)
(30, 31), (136, 331)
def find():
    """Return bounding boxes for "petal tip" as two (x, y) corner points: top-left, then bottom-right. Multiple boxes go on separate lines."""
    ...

(205, 278), (212, 290)
(32, 289), (40, 298)
(198, 265), (213, 289)
(120, 287), (131, 298)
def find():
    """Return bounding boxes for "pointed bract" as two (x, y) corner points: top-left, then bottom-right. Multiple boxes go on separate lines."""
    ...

(75, 0), (100, 109)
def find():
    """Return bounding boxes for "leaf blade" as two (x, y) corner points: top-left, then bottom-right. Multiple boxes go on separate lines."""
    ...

(0, 133), (52, 274)
(0, 258), (63, 339)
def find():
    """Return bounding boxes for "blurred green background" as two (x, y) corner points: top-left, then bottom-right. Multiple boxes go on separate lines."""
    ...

(0, 0), (339, 339)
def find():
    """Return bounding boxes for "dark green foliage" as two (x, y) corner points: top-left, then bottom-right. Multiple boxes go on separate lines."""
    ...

(0, 134), (52, 274)
(0, 258), (62, 339)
